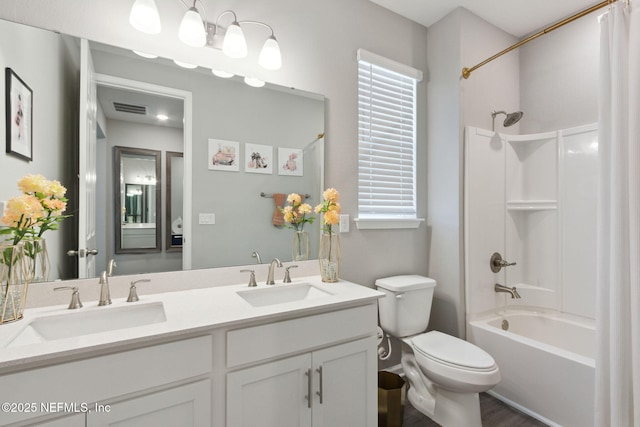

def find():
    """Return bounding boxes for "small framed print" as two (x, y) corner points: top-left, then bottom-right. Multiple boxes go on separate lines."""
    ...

(278, 147), (303, 176)
(5, 68), (33, 161)
(245, 143), (273, 174)
(208, 138), (240, 172)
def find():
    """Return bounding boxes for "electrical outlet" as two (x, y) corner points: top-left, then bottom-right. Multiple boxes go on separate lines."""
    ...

(198, 213), (216, 225)
(339, 214), (349, 233)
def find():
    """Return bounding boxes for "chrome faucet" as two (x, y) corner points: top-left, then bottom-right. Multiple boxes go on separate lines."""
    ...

(495, 283), (521, 299)
(98, 271), (112, 306)
(266, 258), (283, 285)
(107, 259), (117, 276)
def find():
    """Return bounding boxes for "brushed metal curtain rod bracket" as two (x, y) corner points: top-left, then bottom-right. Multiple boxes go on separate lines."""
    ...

(461, 0), (617, 79)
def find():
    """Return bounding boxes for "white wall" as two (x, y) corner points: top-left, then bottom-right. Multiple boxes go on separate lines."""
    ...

(0, 20), (79, 280)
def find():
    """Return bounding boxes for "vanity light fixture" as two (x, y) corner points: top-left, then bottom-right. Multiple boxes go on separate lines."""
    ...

(129, 0), (162, 34)
(129, 0), (282, 70)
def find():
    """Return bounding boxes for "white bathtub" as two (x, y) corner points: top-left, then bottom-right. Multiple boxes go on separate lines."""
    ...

(468, 308), (595, 427)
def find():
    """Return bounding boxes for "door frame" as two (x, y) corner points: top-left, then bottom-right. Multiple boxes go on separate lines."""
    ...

(93, 73), (193, 270)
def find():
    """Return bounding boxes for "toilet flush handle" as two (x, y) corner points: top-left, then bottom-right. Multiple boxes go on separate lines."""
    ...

(395, 293), (404, 299)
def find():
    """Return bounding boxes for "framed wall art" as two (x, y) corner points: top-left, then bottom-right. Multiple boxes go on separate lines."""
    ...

(245, 143), (273, 174)
(278, 147), (303, 176)
(5, 68), (33, 161)
(208, 138), (240, 172)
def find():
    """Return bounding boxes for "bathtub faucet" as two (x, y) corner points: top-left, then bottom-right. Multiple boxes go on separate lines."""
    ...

(495, 283), (521, 299)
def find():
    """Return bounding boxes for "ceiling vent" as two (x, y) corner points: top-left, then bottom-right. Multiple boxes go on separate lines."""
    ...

(113, 102), (147, 115)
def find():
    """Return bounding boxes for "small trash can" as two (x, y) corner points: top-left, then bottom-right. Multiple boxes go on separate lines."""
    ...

(378, 371), (405, 427)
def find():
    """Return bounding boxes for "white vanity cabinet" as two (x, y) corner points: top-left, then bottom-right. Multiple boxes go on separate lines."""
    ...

(1, 336), (212, 427)
(226, 304), (378, 427)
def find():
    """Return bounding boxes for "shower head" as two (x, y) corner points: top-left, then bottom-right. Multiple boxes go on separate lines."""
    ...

(491, 110), (523, 131)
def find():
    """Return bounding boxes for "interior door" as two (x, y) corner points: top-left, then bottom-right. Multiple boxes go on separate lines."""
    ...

(75, 38), (98, 278)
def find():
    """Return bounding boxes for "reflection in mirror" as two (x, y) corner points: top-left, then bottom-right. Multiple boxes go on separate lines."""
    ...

(0, 16), (324, 281)
(114, 146), (162, 253)
(166, 151), (183, 252)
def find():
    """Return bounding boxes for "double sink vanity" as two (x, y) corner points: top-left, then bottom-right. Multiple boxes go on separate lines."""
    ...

(0, 263), (383, 426)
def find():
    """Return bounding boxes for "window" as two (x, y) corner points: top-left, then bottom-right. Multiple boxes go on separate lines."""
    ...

(356, 49), (424, 229)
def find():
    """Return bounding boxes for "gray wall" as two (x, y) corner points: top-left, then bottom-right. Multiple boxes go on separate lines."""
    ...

(0, 19), (79, 280)
(92, 49), (325, 268)
(0, 0), (431, 288)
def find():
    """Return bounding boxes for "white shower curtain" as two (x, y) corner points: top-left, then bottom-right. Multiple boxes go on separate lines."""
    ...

(596, 1), (640, 426)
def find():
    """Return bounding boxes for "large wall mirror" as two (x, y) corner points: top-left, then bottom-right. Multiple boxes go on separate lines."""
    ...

(0, 17), (325, 281)
(114, 146), (162, 253)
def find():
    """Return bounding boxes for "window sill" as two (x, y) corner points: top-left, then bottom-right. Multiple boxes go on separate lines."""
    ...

(354, 217), (424, 230)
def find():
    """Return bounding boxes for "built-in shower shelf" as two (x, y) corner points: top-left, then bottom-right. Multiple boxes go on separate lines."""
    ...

(506, 200), (557, 211)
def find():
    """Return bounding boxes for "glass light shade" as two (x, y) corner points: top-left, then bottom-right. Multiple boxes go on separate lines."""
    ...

(212, 69), (234, 78)
(223, 22), (248, 58)
(178, 7), (206, 47)
(132, 50), (158, 59)
(244, 77), (265, 88)
(173, 60), (198, 69)
(129, 0), (161, 34)
(258, 36), (282, 70)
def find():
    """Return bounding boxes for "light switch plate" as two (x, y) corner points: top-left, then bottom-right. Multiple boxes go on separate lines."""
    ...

(199, 213), (216, 225)
(339, 214), (349, 233)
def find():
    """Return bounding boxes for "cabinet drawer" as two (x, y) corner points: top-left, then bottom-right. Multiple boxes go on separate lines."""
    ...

(1, 336), (212, 425)
(227, 304), (377, 368)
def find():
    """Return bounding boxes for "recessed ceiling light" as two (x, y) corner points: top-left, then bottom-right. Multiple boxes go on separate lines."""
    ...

(156, 114), (169, 121)
(173, 60), (197, 69)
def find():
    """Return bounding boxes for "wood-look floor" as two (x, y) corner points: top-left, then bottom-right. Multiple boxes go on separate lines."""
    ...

(402, 392), (549, 427)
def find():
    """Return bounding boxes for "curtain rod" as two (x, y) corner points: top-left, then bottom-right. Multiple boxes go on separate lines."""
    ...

(461, 0), (617, 79)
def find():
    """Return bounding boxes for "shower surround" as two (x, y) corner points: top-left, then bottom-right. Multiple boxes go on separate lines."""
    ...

(463, 123), (598, 426)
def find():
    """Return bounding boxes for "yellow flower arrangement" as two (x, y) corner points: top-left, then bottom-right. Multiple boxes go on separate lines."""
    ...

(281, 193), (315, 231)
(315, 188), (341, 235)
(1, 174), (70, 246)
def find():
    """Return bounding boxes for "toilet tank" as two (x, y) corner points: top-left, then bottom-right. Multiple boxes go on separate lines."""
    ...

(376, 275), (437, 337)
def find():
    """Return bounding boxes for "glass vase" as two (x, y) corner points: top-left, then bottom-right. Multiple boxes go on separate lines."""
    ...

(0, 242), (29, 324)
(318, 233), (340, 282)
(292, 230), (310, 261)
(23, 237), (50, 283)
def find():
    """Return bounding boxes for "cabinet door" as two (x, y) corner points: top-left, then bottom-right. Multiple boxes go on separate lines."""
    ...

(28, 414), (85, 427)
(87, 379), (211, 427)
(227, 354), (312, 427)
(311, 337), (377, 427)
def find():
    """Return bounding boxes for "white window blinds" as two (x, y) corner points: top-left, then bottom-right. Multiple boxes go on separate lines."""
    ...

(357, 50), (421, 219)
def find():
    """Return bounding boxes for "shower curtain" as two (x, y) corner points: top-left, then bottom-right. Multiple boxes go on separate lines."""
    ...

(596, 1), (640, 426)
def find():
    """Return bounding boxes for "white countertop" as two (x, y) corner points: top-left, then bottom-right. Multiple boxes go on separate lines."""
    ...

(0, 276), (383, 372)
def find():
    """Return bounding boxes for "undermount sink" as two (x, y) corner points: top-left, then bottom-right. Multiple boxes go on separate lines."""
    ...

(7, 301), (166, 347)
(237, 283), (333, 307)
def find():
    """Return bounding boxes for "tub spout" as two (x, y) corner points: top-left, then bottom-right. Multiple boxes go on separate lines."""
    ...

(495, 283), (521, 299)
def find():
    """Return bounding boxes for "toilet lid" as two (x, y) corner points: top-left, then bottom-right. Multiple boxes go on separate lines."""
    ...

(412, 331), (496, 371)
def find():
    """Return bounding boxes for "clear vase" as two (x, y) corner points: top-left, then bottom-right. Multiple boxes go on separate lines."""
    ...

(292, 230), (310, 261)
(0, 242), (29, 324)
(23, 237), (50, 283)
(318, 233), (340, 282)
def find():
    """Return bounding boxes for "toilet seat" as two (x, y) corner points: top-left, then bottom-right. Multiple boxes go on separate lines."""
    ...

(411, 331), (497, 371)
(407, 331), (501, 393)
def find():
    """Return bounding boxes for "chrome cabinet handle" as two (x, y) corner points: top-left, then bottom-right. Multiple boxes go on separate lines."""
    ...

(316, 366), (324, 404)
(305, 368), (312, 408)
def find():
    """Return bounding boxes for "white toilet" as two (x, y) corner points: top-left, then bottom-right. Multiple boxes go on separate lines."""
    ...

(376, 275), (500, 427)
